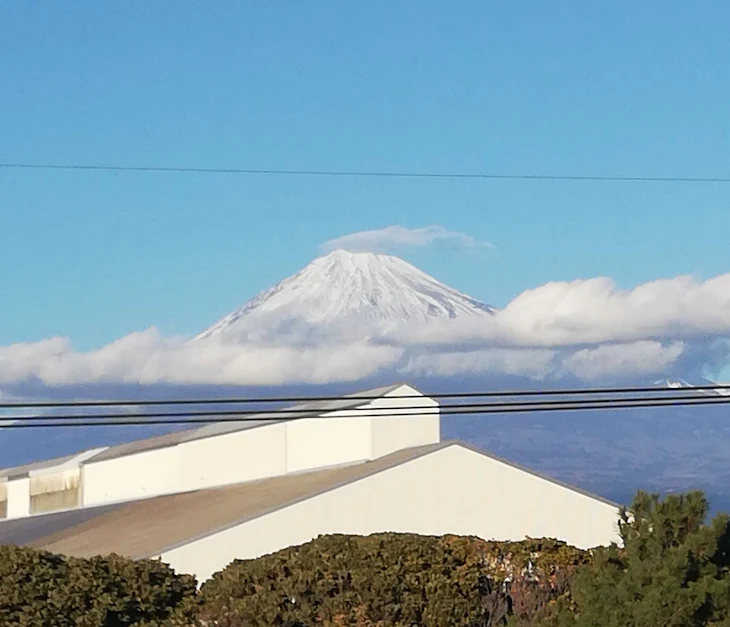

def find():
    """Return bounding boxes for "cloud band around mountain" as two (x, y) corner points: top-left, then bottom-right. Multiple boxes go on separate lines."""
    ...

(319, 225), (493, 254)
(0, 272), (728, 388)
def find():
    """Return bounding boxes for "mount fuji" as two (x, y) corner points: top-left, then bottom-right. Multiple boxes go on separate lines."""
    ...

(195, 249), (494, 342)
(2, 249), (730, 516)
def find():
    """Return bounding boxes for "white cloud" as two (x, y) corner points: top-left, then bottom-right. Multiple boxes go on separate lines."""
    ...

(391, 274), (730, 348)
(1, 272), (729, 387)
(500, 274), (730, 345)
(561, 341), (687, 382)
(0, 330), (403, 387)
(319, 225), (492, 254)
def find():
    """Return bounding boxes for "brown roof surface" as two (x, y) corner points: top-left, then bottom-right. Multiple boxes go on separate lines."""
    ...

(30, 442), (443, 560)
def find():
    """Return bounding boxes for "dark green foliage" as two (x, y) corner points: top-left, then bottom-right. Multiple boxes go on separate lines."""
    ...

(539, 491), (730, 627)
(7, 489), (730, 626)
(0, 545), (198, 626)
(197, 532), (587, 626)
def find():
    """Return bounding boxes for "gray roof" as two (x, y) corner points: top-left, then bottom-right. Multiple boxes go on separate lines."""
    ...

(84, 383), (409, 464)
(0, 501), (126, 547)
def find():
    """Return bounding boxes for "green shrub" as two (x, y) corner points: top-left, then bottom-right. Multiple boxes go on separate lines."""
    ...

(197, 532), (587, 626)
(537, 491), (730, 627)
(0, 545), (198, 626)
(12, 488), (729, 626)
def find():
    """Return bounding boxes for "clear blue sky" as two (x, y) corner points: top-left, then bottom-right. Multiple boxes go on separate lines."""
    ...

(2, 1), (729, 351)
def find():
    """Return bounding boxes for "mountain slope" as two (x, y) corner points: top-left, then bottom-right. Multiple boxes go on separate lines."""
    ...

(195, 250), (494, 341)
(654, 378), (730, 396)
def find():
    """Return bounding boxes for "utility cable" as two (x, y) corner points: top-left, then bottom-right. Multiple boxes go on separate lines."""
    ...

(1, 162), (729, 184)
(1, 395), (728, 429)
(2, 383), (728, 410)
(1, 391), (725, 424)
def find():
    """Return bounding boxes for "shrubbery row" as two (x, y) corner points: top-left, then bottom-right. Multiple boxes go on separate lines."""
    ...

(0, 546), (197, 626)
(1, 490), (729, 626)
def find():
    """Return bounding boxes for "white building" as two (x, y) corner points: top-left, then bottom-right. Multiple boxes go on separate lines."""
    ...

(0, 383), (621, 582)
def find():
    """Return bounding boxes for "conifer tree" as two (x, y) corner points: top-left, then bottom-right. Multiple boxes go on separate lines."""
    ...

(543, 490), (730, 627)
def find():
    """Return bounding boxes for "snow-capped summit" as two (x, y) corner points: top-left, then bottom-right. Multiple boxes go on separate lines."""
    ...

(195, 249), (494, 341)
(654, 378), (730, 396)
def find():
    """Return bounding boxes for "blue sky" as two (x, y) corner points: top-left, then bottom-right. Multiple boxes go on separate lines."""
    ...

(2, 1), (729, 357)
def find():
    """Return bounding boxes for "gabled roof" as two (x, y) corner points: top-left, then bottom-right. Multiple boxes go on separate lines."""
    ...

(0, 439), (618, 561)
(83, 382), (416, 464)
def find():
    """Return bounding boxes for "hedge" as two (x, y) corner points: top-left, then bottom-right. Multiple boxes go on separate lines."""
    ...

(0, 545), (198, 626)
(196, 533), (588, 626)
(3, 491), (727, 626)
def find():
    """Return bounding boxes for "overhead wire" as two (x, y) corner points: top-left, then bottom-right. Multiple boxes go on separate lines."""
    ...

(1, 162), (729, 184)
(2, 383), (728, 410)
(1, 394), (729, 429)
(0, 391), (726, 423)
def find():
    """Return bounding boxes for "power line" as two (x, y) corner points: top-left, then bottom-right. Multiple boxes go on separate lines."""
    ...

(1, 162), (729, 184)
(2, 383), (728, 410)
(2, 391), (725, 424)
(2, 395), (728, 429)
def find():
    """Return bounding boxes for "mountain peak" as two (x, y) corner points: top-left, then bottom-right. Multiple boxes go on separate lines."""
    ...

(310, 247), (411, 269)
(195, 250), (494, 341)
(322, 248), (381, 259)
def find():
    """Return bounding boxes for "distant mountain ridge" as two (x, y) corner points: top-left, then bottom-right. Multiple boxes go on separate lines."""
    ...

(195, 249), (494, 341)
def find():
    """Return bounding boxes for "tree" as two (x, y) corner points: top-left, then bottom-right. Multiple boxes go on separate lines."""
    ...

(541, 490), (730, 627)
(197, 533), (586, 626)
(0, 546), (198, 627)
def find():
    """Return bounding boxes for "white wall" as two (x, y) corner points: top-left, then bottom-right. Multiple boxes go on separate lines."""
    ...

(179, 423), (288, 491)
(79, 385), (440, 508)
(82, 446), (181, 506)
(285, 414), (372, 473)
(287, 385), (439, 472)
(161, 444), (620, 583)
(368, 390), (439, 458)
(6, 477), (30, 519)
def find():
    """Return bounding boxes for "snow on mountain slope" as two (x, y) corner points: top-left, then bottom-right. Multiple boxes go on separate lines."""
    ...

(654, 378), (730, 396)
(196, 249), (494, 342)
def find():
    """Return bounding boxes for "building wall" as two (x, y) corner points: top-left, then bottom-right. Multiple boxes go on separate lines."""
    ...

(82, 446), (181, 506)
(73, 386), (440, 508)
(160, 445), (621, 583)
(286, 386), (439, 473)
(368, 390), (440, 459)
(179, 423), (288, 491)
(30, 469), (82, 514)
(285, 414), (372, 473)
(6, 477), (30, 519)
(0, 481), (6, 519)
